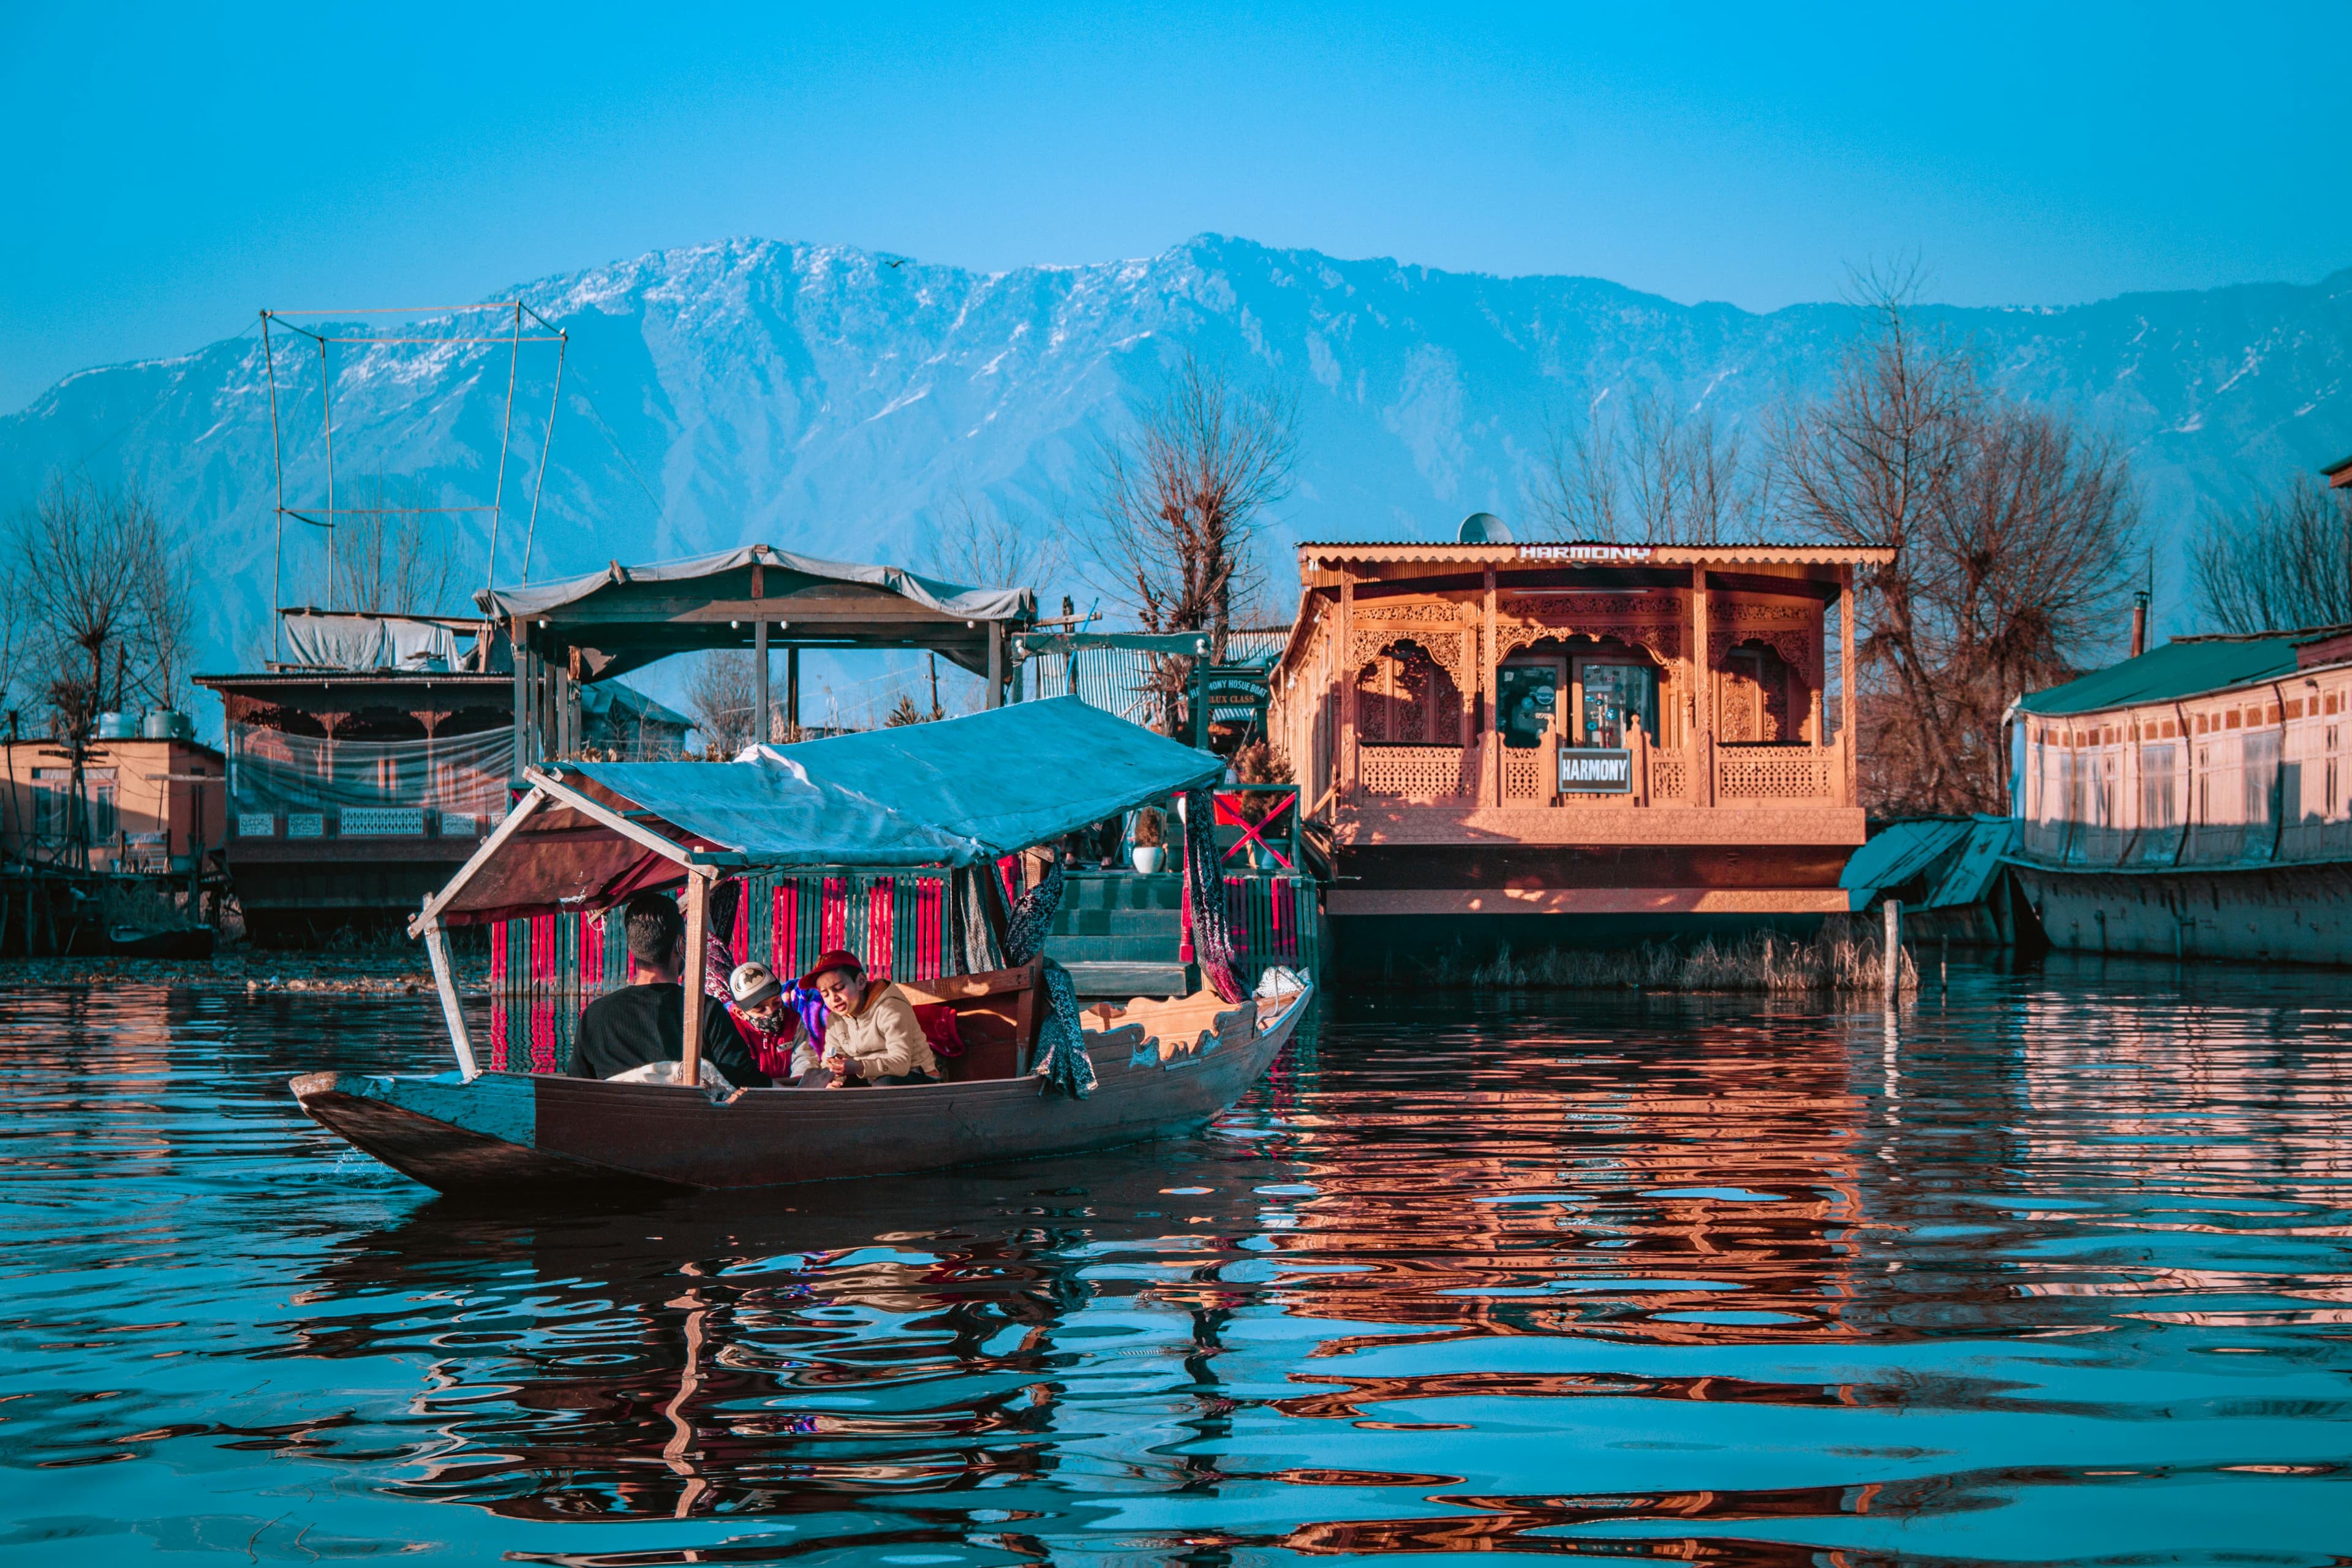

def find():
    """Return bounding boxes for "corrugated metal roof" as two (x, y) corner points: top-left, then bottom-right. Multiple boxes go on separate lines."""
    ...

(1294, 541), (1896, 568)
(1020, 631), (1286, 728)
(2016, 636), (2302, 716)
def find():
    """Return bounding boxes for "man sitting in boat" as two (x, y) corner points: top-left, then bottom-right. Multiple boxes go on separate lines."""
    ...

(569, 892), (773, 1087)
(801, 949), (940, 1087)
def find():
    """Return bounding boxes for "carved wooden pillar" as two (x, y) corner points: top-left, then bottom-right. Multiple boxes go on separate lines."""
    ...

(1690, 566), (1714, 806)
(1480, 565), (1498, 807)
(1338, 574), (1357, 804)
(1838, 564), (1858, 807)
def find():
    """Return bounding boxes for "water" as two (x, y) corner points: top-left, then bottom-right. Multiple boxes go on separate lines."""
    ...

(4, 959), (2351, 1563)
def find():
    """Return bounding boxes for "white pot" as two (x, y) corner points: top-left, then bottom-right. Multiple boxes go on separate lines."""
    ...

(1131, 845), (1165, 874)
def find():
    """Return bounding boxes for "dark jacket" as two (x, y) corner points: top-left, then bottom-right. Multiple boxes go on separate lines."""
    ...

(568, 982), (774, 1088)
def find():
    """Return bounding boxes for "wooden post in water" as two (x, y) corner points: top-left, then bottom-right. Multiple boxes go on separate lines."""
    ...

(1882, 898), (1902, 1003)
(1939, 933), (1949, 994)
(680, 868), (711, 1085)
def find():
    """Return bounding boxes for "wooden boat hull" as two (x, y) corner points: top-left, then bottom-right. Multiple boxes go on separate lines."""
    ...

(292, 986), (1310, 1194)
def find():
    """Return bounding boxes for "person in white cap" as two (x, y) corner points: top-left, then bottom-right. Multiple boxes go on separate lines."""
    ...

(726, 960), (823, 1084)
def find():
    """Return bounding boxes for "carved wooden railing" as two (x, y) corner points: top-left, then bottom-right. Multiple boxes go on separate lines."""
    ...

(1713, 744), (1838, 803)
(1352, 740), (1849, 807)
(1359, 744), (1476, 802)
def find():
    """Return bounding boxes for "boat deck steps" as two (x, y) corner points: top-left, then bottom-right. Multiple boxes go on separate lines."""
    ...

(1060, 960), (1194, 999)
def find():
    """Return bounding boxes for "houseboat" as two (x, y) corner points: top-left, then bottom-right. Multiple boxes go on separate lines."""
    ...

(196, 610), (689, 944)
(1264, 527), (1894, 965)
(2010, 624), (2352, 963)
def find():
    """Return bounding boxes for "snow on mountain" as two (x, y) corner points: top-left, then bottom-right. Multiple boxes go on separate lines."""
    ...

(5, 233), (2351, 687)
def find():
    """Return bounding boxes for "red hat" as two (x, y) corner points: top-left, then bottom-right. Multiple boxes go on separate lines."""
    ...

(797, 949), (865, 990)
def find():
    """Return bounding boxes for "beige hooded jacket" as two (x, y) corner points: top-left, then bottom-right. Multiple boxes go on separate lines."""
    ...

(822, 981), (939, 1081)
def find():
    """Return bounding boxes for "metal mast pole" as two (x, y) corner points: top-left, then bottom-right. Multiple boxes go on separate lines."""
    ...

(262, 312), (286, 660)
(486, 301), (522, 593)
(521, 330), (565, 584)
(317, 335), (337, 610)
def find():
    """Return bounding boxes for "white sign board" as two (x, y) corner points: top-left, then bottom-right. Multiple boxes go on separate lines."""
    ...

(1518, 543), (1656, 564)
(1559, 747), (1634, 793)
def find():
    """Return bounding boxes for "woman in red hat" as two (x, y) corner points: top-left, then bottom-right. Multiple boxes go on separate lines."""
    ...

(801, 950), (940, 1087)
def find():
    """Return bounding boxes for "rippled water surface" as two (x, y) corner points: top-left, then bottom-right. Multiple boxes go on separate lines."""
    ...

(6, 959), (2352, 1564)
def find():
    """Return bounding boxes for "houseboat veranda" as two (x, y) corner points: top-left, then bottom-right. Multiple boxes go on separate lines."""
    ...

(291, 699), (1314, 1195)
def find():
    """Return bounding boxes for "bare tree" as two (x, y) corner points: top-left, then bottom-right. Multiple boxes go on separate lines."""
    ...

(12, 478), (195, 736)
(1774, 278), (2139, 814)
(685, 650), (760, 758)
(334, 474), (458, 616)
(1083, 350), (1298, 736)
(2191, 475), (2352, 633)
(7, 477), (198, 863)
(1087, 349), (1298, 663)
(1532, 386), (1768, 545)
(921, 488), (1065, 598)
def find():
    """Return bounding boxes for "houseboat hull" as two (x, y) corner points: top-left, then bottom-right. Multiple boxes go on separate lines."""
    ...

(292, 987), (1310, 1195)
(2013, 861), (2352, 966)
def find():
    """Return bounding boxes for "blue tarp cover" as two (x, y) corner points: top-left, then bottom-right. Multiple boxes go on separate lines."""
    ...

(742, 696), (1226, 857)
(566, 697), (1223, 869)
(1842, 815), (2016, 910)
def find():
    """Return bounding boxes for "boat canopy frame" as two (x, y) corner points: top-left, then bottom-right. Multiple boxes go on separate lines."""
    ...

(405, 698), (1229, 1081)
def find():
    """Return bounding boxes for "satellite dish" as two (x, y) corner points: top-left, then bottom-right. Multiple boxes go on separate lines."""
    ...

(1458, 511), (1512, 544)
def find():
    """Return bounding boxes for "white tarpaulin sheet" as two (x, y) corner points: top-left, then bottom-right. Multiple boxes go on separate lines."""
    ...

(281, 612), (462, 672)
(476, 543), (1033, 624)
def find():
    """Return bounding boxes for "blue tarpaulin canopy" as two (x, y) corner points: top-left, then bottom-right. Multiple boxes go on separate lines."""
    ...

(738, 696), (1226, 856)
(421, 698), (1223, 925)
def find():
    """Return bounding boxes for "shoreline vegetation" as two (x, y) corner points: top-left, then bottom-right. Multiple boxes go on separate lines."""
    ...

(0, 950), (484, 995)
(1431, 931), (1922, 994)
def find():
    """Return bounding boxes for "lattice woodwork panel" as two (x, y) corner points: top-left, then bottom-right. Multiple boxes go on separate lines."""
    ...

(1714, 750), (1832, 800)
(1501, 748), (1547, 803)
(1649, 752), (1689, 803)
(1360, 744), (1474, 801)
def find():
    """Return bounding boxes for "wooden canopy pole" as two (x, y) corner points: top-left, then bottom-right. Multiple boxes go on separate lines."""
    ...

(420, 912), (479, 1079)
(680, 867), (712, 1086)
(787, 647), (800, 738)
(752, 563), (769, 744)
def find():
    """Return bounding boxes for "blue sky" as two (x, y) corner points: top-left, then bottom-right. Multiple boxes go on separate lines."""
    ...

(4, 1), (2348, 413)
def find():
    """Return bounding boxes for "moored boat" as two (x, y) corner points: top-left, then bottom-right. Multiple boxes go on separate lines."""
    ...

(290, 699), (1314, 1194)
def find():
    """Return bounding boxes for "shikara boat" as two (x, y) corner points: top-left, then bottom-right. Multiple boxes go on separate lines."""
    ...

(291, 699), (1313, 1195)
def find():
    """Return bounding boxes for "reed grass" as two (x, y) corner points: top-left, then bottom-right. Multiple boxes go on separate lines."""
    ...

(1428, 929), (1919, 994)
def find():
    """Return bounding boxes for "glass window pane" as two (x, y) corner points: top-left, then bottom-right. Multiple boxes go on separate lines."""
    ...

(1579, 663), (1656, 745)
(1497, 666), (1558, 750)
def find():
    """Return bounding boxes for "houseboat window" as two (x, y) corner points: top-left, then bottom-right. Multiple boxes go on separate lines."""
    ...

(2243, 731), (2280, 824)
(1497, 665), (1557, 750)
(2141, 744), (2176, 829)
(1577, 662), (1657, 747)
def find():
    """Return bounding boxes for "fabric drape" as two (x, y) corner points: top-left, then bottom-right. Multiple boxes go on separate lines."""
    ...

(1030, 958), (1097, 1099)
(1003, 858), (1065, 965)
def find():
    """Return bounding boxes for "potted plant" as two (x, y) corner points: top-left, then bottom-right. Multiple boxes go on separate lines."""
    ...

(1131, 805), (1166, 873)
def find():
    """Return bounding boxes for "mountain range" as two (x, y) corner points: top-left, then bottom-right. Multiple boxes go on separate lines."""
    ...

(6, 233), (2351, 703)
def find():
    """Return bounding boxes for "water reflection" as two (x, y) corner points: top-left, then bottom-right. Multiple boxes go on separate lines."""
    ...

(3, 962), (2351, 1562)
